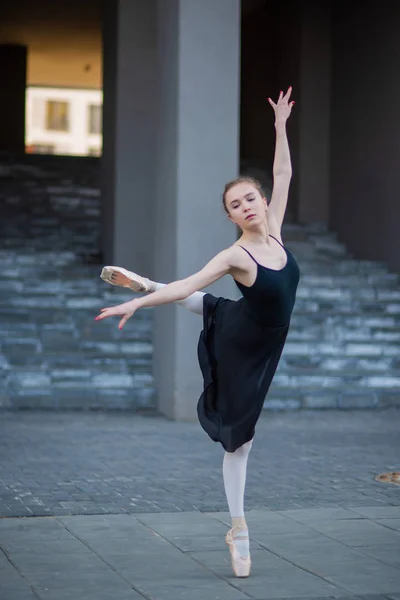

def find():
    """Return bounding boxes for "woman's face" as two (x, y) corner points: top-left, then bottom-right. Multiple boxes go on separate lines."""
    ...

(224, 182), (267, 230)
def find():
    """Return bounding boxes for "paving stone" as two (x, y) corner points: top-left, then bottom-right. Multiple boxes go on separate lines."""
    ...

(355, 542), (400, 569)
(302, 518), (400, 547)
(1, 409), (399, 518)
(0, 551), (38, 600)
(253, 529), (400, 595)
(375, 519), (400, 531)
(32, 589), (143, 600)
(130, 580), (247, 600)
(190, 547), (342, 598)
(350, 507), (400, 519)
(277, 507), (363, 522)
(258, 597), (393, 600)
(57, 514), (249, 600)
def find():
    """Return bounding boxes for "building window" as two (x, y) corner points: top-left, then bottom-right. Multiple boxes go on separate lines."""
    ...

(26, 143), (55, 154)
(87, 146), (101, 157)
(88, 104), (102, 134)
(46, 101), (69, 132)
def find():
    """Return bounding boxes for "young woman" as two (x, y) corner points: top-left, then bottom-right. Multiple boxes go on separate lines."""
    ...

(96, 87), (300, 578)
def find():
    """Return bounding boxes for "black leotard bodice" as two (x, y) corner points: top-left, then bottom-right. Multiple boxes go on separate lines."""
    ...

(234, 235), (300, 328)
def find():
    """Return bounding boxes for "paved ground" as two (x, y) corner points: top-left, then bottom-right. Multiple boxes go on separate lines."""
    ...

(1, 409), (399, 599)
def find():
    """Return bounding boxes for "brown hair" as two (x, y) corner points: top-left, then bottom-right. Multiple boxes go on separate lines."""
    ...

(222, 176), (265, 214)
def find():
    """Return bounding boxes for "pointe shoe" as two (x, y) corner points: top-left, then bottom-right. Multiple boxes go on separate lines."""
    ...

(100, 266), (150, 292)
(225, 527), (251, 578)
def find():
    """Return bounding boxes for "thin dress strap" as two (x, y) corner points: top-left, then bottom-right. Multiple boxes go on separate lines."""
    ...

(237, 245), (258, 265)
(269, 234), (285, 249)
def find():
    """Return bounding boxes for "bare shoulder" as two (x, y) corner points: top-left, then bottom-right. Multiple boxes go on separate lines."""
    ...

(205, 246), (244, 273)
(226, 243), (252, 270)
(267, 211), (284, 244)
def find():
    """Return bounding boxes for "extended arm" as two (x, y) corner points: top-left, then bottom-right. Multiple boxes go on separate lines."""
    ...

(95, 248), (235, 329)
(268, 88), (294, 229)
(136, 249), (232, 309)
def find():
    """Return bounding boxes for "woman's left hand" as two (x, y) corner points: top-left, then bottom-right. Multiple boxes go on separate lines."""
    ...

(268, 87), (295, 123)
(94, 299), (139, 330)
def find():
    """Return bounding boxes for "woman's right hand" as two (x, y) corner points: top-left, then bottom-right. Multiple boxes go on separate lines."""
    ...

(95, 298), (139, 330)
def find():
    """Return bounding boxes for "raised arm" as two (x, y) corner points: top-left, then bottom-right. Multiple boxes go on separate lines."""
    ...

(95, 248), (236, 329)
(267, 87), (295, 230)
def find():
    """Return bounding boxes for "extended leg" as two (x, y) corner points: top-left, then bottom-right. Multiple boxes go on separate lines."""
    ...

(151, 282), (204, 316)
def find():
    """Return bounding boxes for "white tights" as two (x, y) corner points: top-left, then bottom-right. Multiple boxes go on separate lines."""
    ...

(222, 439), (253, 520)
(149, 279), (252, 550)
(151, 282), (205, 316)
(223, 439), (253, 557)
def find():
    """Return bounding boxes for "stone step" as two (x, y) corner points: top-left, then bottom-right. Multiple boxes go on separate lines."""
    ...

(293, 300), (400, 315)
(281, 340), (400, 358)
(290, 314), (400, 328)
(279, 356), (398, 372)
(4, 295), (400, 315)
(286, 239), (348, 258)
(287, 328), (400, 343)
(2, 160), (399, 412)
(264, 389), (399, 410)
(298, 274), (399, 289)
(270, 372), (400, 390)
(1, 386), (156, 411)
(295, 287), (400, 301)
(0, 253), (396, 284)
(294, 259), (391, 276)
(282, 221), (329, 235)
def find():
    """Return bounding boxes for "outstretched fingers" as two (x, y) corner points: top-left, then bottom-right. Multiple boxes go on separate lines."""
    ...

(94, 307), (112, 321)
(118, 313), (133, 330)
(284, 86), (292, 102)
(268, 86), (292, 109)
(94, 304), (135, 329)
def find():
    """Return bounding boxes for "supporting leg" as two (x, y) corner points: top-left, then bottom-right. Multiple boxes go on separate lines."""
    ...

(223, 439), (253, 561)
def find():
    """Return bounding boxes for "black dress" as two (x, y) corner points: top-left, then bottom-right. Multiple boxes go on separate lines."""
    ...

(197, 235), (300, 452)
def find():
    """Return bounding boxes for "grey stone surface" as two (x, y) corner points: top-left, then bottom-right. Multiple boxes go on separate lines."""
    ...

(351, 507), (400, 519)
(0, 160), (155, 411)
(194, 549), (343, 598)
(253, 529), (400, 595)
(0, 390), (400, 600)
(3, 509), (400, 600)
(355, 542), (400, 569)
(0, 409), (399, 517)
(0, 550), (38, 600)
(1, 159), (400, 411)
(300, 518), (400, 547)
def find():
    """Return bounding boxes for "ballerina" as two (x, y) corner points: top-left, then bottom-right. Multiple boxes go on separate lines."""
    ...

(96, 87), (299, 577)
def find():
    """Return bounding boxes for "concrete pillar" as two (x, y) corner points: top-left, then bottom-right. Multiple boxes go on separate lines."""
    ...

(297, 0), (331, 225)
(0, 45), (27, 154)
(330, 0), (400, 272)
(101, 0), (157, 275)
(154, 0), (240, 421)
